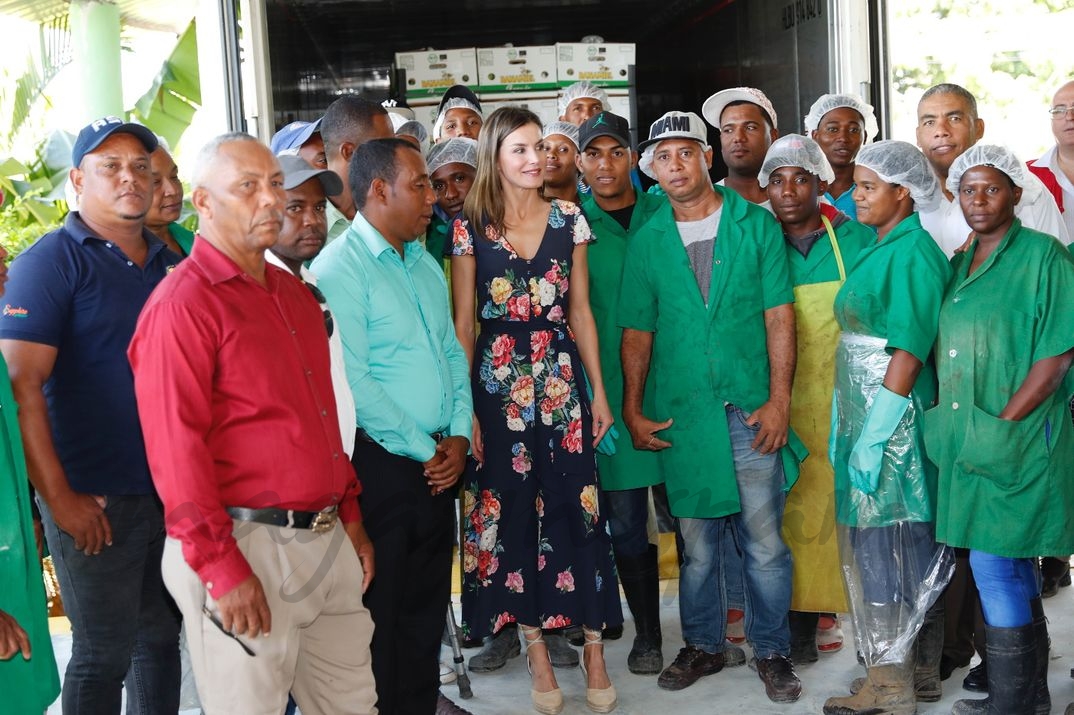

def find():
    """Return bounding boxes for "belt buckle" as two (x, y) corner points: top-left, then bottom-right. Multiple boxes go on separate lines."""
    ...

(310, 508), (337, 534)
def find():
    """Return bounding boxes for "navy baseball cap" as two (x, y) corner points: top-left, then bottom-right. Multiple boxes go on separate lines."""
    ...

(270, 118), (322, 154)
(579, 111), (632, 151)
(71, 116), (157, 167)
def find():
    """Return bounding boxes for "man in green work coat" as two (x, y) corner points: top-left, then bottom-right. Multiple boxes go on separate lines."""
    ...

(619, 111), (804, 703)
(576, 111), (667, 675)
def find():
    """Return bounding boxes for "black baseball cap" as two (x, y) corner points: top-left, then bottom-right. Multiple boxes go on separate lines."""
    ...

(71, 116), (157, 167)
(579, 111), (632, 151)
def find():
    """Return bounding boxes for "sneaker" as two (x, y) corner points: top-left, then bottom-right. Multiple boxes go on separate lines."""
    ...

(726, 608), (746, 644)
(468, 628), (520, 672)
(439, 661), (457, 684)
(754, 654), (802, 703)
(657, 646), (729, 691)
(816, 615), (844, 653)
(544, 631), (579, 668)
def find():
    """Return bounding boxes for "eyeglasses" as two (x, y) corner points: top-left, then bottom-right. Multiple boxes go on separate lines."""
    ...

(1049, 105), (1074, 119)
(304, 281), (334, 338)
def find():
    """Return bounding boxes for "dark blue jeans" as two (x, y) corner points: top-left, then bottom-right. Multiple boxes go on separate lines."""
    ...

(39, 494), (181, 715)
(605, 486), (650, 557)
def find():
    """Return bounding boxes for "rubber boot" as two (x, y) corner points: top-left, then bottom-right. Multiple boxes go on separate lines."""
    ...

(1030, 598), (1050, 715)
(823, 660), (917, 715)
(913, 601), (944, 702)
(951, 622), (1036, 715)
(617, 545), (663, 675)
(789, 610), (819, 664)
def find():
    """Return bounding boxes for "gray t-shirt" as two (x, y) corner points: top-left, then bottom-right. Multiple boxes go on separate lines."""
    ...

(676, 209), (721, 304)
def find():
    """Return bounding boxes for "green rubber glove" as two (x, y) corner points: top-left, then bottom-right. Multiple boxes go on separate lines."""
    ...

(596, 425), (619, 456)
(848, 386), (910, 494)
(828, 391), (839, 466)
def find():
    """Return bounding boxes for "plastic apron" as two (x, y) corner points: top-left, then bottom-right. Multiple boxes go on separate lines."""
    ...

(782, 216), (849, 614)
(830, 330), (953, 666)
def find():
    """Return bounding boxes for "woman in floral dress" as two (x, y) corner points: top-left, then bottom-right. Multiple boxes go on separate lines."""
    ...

(451, 106), (622, 714)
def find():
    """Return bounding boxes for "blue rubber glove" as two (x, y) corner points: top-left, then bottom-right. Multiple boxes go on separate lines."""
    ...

(848, 386), (910, 494)
(596, 425), (619, 456)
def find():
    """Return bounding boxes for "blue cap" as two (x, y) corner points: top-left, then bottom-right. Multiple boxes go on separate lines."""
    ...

(270, 118), (322, 154)
(71, 116), (157, 167)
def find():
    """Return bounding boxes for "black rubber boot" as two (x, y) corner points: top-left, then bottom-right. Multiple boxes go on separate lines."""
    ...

(951, 622), (1037, 715)
(1030, 598), (1051, 715)
(913, 601), (944, 702)
(617, 545), (663, 675)
(788, 610), (819, 664)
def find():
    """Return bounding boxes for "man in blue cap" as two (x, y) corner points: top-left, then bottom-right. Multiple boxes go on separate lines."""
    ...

(271, 118), (327, 170)
(0, 116), (183, 713)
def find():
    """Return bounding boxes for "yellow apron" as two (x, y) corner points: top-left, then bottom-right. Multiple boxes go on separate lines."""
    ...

(783, 215), (850, 613)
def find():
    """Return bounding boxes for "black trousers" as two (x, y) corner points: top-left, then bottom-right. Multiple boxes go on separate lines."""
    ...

(355, 438), (455, 715)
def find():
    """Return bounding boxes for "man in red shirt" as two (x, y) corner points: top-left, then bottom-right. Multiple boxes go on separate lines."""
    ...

(128, 133), (376, 714)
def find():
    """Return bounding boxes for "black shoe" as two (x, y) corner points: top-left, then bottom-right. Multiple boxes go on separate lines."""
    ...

(544, 631), (579, 668)
(436, 692), (474, 715)
(755, 653), (802, 703)
(657, 646), (727, 691)
(962, 661), (987, 693)
(941, 654), (970, 681)
(467, 628), (520, 672)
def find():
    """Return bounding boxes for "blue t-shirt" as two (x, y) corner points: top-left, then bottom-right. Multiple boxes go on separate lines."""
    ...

(0, 212), (181, 494)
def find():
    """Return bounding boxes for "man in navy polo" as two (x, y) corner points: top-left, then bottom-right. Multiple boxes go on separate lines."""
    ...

(0, 116), (182, 714)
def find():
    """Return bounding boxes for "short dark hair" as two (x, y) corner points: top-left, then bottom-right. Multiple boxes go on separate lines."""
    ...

(920, 83), (979, 121)
(350, 137), (420, 210)
(320, 96), (389, 157)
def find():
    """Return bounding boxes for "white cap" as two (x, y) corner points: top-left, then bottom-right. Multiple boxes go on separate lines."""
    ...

(758, 134), (835, 188)
(802, 93), (879, 144)
(856, 140), (941, 212)
(701, 87), (779, 130)
(638, 111), (711, 179)
(945, 144), (1041, 204)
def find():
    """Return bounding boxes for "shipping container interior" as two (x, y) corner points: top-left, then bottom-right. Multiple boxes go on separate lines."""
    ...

(266, 0), (884, 181)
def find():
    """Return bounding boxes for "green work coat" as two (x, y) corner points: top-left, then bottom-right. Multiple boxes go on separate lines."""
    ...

(0, 355), (61, 712)
(617, 186), (804, 518)
(582, 190), (665, 491)
(168, 222), (194, 256)
(926, 221), (1074, 557)
(831, 212), (950, 526)
(425, 214), (451, 273)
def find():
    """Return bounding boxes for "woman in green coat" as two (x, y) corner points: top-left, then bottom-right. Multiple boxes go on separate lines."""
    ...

(0, 243), (61, 713)
(927, 145), (1074, 715)
(824, 140), (953, 715)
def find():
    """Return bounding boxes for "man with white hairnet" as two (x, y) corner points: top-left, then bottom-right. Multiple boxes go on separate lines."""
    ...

(804, 93), (879, 220)
(558, 80), (609, 126)
(433, 85), (483, 142)
(915, 83), (1068, 257)
(619, 111), (804, 702)
(759, 134), (873, 665)
(425, 137), (477, 270)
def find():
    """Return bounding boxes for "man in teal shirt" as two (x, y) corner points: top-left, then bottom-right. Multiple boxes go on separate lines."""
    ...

(312, 138), (472, 715)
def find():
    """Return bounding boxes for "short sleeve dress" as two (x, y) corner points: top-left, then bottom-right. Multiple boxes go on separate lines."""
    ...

(451, 199), (623, 641)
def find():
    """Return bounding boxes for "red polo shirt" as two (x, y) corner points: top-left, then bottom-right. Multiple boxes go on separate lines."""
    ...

(129, 236), (360, 598)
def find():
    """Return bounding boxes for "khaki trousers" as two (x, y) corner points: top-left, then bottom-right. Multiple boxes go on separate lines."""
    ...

(163, 520), (377, 715)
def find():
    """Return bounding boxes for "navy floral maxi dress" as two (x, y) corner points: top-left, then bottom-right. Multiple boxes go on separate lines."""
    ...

(452, 199), (623, 642)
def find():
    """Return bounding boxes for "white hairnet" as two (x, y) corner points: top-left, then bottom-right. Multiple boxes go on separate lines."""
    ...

(426, 137), (478, 175)
(758, 133), (835, 188)
(542, 121), (580, 149)
(803, 93), (879, 144)
(433, 98), (482, 140)
(638, 140), (712, 180)
(855, 140), (941, 213)
(396, 119), (428, 147)
(945, 144), (1041, 204)
(558, 81), (610, 116)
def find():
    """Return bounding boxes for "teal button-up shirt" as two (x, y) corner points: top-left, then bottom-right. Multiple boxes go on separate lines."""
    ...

(312, 210), (472, 462)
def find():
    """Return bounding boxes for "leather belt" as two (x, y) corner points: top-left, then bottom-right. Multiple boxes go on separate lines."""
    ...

(225, 506), (338, 533)
(356, 429), (445, 444)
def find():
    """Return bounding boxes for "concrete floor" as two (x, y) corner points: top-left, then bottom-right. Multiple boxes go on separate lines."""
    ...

(48, 577), (1074, 714)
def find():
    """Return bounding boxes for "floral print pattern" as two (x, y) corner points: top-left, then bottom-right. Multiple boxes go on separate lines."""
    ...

(456, 200), (623, 641)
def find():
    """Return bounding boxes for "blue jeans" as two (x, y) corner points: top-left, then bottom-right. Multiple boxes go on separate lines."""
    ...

(677, 406), (792, 658)
(605, 486), (650, 557)
(969, 550), (1039, 628)
(849, 521), (937, 606)
(39, 494), (181, 715)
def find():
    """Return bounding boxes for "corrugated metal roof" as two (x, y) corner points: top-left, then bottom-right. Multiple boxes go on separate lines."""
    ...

(0, 0), (190, 33)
